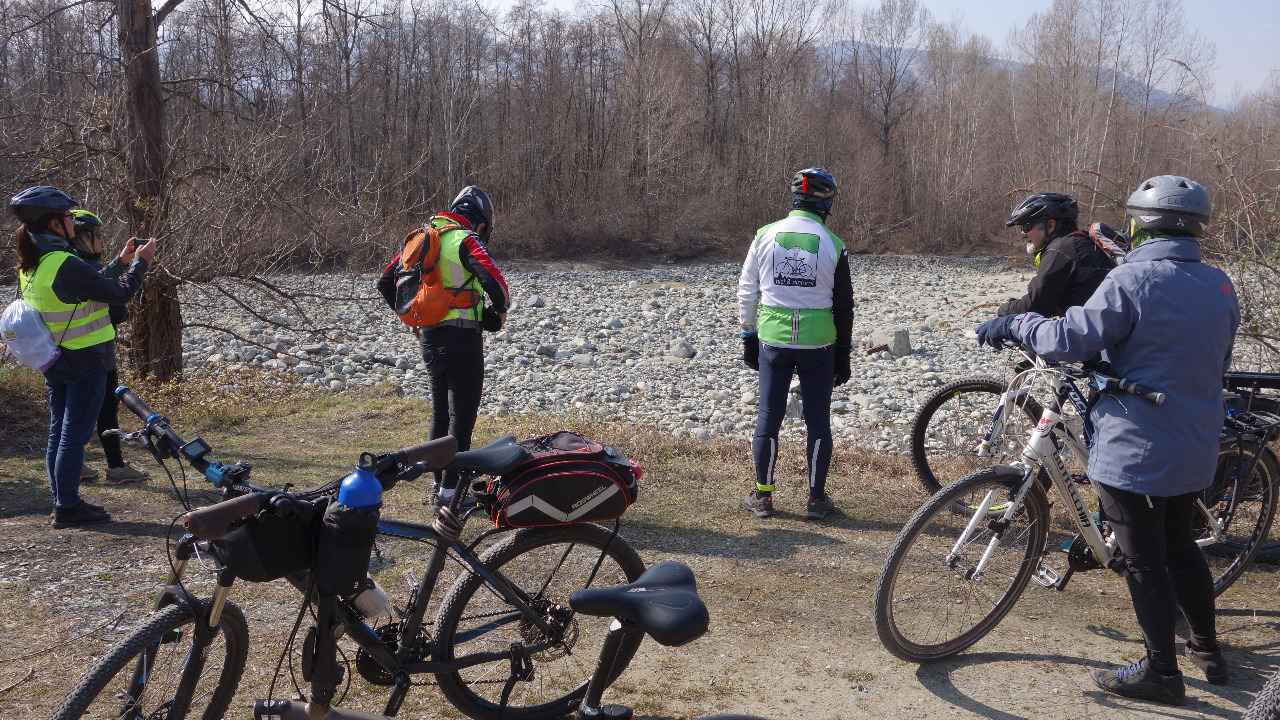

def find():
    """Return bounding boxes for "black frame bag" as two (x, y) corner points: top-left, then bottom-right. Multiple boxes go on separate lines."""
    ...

(488, 431), (640, 528)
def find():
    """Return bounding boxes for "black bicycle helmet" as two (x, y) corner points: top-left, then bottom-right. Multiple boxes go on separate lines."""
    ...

(70, 208), (103, 235)
(449, 185), (494, 240)
(1006, 192), (1079, 230)
(790, 167), (837, 216)
(9, 185), (78, 226)
(1125, 175), (1211, 238)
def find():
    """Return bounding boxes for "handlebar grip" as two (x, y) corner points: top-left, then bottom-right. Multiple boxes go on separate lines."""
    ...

(115, 386), (155, 421)
(182, 493), (266, 540)
(396, 435), (459, 470)
(1146, 391), (1167, 406)
(1117, 378), (1167, 406)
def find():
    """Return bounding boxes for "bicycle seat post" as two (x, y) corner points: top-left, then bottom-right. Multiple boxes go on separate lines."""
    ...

(576, 620), (641, 720)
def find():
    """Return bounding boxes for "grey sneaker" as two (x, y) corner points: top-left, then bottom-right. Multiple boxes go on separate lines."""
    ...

(806, 494), (837, 520)
(742, 492), (774, 519)
(1185, 641), (1230, 685)
(1090, 658), (1185, 706)
(79, 464), (99, 483)
(105, 463), (150, 484)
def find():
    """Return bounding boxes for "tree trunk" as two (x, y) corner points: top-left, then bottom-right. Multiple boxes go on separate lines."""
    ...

(119, 0), (182, 381)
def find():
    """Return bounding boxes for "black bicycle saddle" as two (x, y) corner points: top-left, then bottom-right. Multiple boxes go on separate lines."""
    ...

(569, 561), (710, 647)
(448, 435), (531, 475)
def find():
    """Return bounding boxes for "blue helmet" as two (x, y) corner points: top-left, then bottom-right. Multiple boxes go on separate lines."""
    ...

(790, 168), (837, 215)
(9, 186), (78, 225)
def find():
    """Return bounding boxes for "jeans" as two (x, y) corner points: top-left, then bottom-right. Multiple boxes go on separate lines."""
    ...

(1096, 481), (1217, 673)
(421, 326), (484, 490)
(46, 366), (109, 509)
(752, 343), (834, 498)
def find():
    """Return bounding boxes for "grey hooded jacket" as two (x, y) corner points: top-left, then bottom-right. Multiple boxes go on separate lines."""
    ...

(1011, 237), (1240, 496)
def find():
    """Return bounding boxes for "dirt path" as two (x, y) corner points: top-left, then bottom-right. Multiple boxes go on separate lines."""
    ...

(0, 376), (1275, 719)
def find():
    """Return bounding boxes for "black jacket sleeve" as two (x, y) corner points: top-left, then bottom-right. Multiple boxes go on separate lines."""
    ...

(50, 255), (148, 306)
(458, 236), (510, 313)
(998, 247), (1074, 317)
(832, 250), (854, 348)
(102, 258), (130, 325)
(377, 252), (400, 312)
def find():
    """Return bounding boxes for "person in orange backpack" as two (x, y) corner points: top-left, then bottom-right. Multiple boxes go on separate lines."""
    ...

(377, 186), (509, 505)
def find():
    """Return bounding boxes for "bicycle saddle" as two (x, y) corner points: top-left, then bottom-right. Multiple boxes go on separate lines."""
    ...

(449, 435), (531, 475)
(569, 561), (709, 647)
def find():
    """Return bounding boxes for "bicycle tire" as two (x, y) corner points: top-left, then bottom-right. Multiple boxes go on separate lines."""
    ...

(434, 523), (646, 720)
(874, 465), (1050, 662)
(52, 602), (249, 720)
(910, 377), (1043, 496)
(1245, 666), (1280, 720)
(1204, 442), (1280, 595)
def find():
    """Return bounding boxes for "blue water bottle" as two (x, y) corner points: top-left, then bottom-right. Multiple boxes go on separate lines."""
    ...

(338, 454), (383, 508)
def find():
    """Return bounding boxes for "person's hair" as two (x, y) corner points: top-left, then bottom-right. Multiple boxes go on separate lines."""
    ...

(1048, 217), (1078, 238)
(15, 225), (40, 272)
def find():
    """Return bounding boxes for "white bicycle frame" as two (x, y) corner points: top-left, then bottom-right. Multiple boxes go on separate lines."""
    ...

(948, 354), (1227, 582)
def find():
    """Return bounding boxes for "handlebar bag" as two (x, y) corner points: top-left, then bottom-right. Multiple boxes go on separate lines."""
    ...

(211, 510), (319, 582)
(488, 431), (640, 528)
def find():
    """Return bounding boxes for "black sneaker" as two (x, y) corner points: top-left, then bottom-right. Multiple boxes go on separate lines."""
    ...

(51, 502), (112, 528)
(1090, 658), (1185, 706)
(1185, 641), (1230, 685)
(806, 494), (837, 520)
(742, 492), (774, 519)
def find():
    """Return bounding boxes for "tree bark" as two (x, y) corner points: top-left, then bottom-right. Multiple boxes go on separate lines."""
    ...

(119, 0), (183, 381)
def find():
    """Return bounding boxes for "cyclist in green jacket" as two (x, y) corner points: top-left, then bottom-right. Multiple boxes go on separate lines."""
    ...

(737, 168), (855, 520)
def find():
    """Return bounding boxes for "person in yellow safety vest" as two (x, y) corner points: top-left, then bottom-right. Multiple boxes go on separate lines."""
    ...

(9, 187), (156, 528)
(67, 209), (152, 486)
(377, 185), (510, 507)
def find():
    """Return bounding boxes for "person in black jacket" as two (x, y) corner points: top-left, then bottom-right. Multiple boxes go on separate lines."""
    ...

(10, 186), (155, 528)
(68, 209), (151, 485)
(998, 193), (1114, 318)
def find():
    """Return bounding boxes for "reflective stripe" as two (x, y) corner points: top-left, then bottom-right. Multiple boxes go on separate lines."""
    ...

(55, 313), (113, 341)
(39, 301), (109, 324)
(434, 318), (482, 329)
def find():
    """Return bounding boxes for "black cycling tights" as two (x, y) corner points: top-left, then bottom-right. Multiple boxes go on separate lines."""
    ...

(1096, 482), (1217, 673)
(421, 326), (484, 490)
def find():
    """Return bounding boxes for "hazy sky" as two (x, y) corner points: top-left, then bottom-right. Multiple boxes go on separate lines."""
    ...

(502, 0), (1279, 107)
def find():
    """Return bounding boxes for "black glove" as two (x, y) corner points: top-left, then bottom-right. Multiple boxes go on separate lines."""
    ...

(742, 333), (760, 371)
(975, 315), (1018, 350)
(834, 345), (851, 386)
(481, 306), (503, 332)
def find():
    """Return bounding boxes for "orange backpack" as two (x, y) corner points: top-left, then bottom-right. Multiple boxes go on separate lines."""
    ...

(394, 221), (482, 327)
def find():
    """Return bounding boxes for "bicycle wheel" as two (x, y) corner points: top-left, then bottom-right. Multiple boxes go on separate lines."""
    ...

(52, 602), (249, 720)
(874, 465), (1050, 662)
(910, 377), (1043, 495)
(1245, 666), (1280, 720)
(434, 523), (647, 720)
(1200, 442), (1280, 595)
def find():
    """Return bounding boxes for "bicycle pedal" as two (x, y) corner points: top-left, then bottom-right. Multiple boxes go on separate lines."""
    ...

(1033, 564), (1061, 588)
(160, 628), (183, 644)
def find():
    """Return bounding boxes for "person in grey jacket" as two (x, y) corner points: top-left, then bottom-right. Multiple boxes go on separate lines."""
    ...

(976, 176), (1239, 706)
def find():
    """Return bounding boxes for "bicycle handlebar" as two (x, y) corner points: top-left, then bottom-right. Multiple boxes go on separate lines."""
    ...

(182, 493), (266, 540)
(394, 436), (458, 469)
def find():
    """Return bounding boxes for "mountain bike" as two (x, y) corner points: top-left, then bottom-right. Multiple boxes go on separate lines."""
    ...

(54, 387), (649, 720)
(874, 353), (1280, 662)
(910, 362), (1280, 497)
(1246, 666), (1280, 720)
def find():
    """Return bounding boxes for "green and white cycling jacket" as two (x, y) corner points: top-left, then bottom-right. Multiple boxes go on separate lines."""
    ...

(737, 209), (844, 349)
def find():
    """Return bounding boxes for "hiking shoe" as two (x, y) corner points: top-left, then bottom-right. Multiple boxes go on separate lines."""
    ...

(51, 502), (112, 528)
(105, 463), (150, 484)
(79, 464), (99, 483)
(1090, 657), (1185, 706)
(742, 492), (774, 519)
(806, 494), (837, 520)
(1186, 641), (1230, 685)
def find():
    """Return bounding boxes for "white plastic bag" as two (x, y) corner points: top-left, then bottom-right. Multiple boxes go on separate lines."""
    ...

(0, 298), (60, 371)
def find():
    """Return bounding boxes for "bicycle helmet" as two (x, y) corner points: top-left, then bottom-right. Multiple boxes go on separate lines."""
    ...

(70, 208), (103, 235)
(9, 186), (78, 226)
(790, 167), (837, 216)
(1006, 192), (1079, 230)
(449, 185), (494, 242)
(1125, 175), (1210, 238)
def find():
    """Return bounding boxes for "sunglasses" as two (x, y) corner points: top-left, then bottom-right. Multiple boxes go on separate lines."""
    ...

(1018, 221), (1041, 234)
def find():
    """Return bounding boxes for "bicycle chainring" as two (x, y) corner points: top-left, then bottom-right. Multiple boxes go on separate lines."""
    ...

(356, 623), (430, 686)
(1065, 534), (1104, 572)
